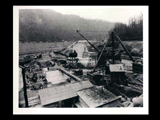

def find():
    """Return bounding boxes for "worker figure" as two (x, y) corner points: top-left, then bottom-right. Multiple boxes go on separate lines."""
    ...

(69, 50), (78, 57)
(73, 50), (77, 57)
(32, 73), (37, 82)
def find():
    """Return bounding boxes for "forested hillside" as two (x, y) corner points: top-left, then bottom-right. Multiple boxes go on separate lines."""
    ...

(108, 14), (143, 41)
(19, 9), (115, 42)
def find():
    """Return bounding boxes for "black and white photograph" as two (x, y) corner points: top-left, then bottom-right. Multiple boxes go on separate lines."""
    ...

(13, 6), (149, 114)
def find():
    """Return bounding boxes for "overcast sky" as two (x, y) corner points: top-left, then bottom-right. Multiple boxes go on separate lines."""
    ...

(16, 6), (146, 24)
(51, 6), (144, 24)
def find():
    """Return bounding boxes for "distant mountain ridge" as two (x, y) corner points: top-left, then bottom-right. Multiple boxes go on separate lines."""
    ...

(19, 9), (115, 42)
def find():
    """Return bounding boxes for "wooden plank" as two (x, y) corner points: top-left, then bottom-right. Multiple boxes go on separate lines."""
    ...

(77, 87), (120, 108)
(38, 80), (93, 106)
(39, 84), (77, 106)
(125, 73), (143, 85)
(58, 68), (81, 81)
(75, 102), (83, 108)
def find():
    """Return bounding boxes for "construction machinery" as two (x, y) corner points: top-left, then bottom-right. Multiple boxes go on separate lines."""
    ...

(76, 30), (143, 98)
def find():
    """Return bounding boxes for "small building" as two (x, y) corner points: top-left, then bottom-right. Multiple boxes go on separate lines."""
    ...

(38, 83), (77, 107)
(38, 80), (93, 107)
(75, 86), (122, 108)
(109, 64), (125, 85)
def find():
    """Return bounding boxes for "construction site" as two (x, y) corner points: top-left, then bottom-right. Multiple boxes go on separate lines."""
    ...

(19, 31), (143, 108)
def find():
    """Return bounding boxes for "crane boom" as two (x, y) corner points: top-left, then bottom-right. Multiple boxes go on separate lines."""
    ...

(113, 31), (135, 62)
(76, 30), (100, 53)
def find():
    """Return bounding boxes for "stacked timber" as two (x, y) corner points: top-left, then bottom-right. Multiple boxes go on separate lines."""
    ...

(125, 73), (143, 94)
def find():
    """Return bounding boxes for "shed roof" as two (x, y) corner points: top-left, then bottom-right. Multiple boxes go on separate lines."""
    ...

(70, 80), (93, 92)
(38, 80), (93, 106)
(109, 64), (125, 72)
(76, 86), (121, 108)
(39, 84), (77, 106)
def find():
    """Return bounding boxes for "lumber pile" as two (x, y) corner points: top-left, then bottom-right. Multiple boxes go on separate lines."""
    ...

(125, 73), (143, 94)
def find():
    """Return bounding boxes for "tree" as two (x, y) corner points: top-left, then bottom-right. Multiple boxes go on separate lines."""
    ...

(19, 9), (115, 43)
(108, 14), (143, 41)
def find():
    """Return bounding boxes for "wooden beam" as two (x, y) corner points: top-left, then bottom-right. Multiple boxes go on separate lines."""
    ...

(22, 68), (29, 107)
(113, 31), (135, 62)
(58, 68), (81, 81)
(76, 30), (99, 53)
(112, 32), (115, 64)
(93, 40), (109, 72)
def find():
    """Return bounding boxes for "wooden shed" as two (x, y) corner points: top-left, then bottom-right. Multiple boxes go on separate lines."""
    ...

(109, 64), (125, 84)
(75, 86), (122, 108)
(38, 80), (93, 107)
